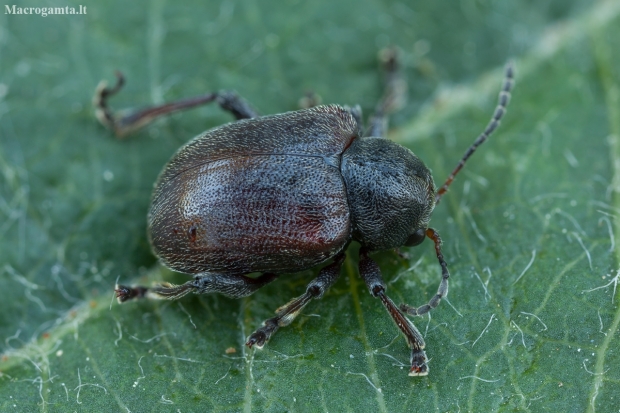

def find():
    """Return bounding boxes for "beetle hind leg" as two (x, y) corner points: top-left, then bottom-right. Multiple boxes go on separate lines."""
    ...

(115, 272), (279, 303)
(93, 71), (259, 137)
(246, 254), (345, 349)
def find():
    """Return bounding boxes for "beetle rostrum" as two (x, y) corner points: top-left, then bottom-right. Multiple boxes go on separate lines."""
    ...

(94, 49), (514, 376)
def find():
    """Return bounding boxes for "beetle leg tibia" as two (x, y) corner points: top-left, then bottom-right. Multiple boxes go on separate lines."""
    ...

(114, 272), (279, 304)
(358, 248), (429, 376)
(93, 71), (259, 137)
(190, 272), (279, 298)
(399, 228), (450, 317)
(246, 254), (345, 349)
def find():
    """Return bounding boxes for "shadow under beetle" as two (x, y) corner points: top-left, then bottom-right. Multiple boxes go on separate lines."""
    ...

(95, 49), (514, 376)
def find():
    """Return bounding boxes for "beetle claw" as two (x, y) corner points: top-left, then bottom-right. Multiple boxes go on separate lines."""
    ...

(246, 332), (267, 349)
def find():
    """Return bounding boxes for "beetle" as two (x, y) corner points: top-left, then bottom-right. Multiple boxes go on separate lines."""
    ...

(94, 50), (514, 376)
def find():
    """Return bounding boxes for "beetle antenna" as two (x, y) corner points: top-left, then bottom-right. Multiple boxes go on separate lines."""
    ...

(435, 61), (514, 204)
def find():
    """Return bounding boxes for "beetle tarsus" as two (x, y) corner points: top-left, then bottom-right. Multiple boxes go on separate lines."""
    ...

(115, 284), (148, 303)
(93, 71), (125, 134)
(246, 324), (274, 349)
(409, 349), (429, 376)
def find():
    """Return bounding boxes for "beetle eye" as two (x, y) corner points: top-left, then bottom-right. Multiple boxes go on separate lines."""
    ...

(405, 228), (426, 247)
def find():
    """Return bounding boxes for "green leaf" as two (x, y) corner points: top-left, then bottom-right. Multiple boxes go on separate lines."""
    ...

(1, 0), (619, 412)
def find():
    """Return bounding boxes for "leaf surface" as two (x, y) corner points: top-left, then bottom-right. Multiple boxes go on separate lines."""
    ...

(1, 1), (618, 411)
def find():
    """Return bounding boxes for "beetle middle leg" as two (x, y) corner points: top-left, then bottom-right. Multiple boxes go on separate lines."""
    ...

(246, 253), (346, 349)
(93, 71), (259, 137)
(365, 47), (407, 138)
(358, 248), (429, 376)
(115, 272), (278, 302)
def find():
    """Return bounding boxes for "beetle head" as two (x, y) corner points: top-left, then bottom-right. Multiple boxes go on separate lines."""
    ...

(341, 137), (436, 251)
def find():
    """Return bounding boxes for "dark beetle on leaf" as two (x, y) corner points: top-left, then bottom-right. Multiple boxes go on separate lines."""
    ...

(94, 50), (514, 376)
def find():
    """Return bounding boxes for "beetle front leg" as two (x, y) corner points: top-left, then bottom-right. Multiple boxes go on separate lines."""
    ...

(246, 254), (345, 349)
(94, 71), (259, 137)
(115, 272), (278, 302)
(359, 248), (429, 376)
(399, 228), (449, 316)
